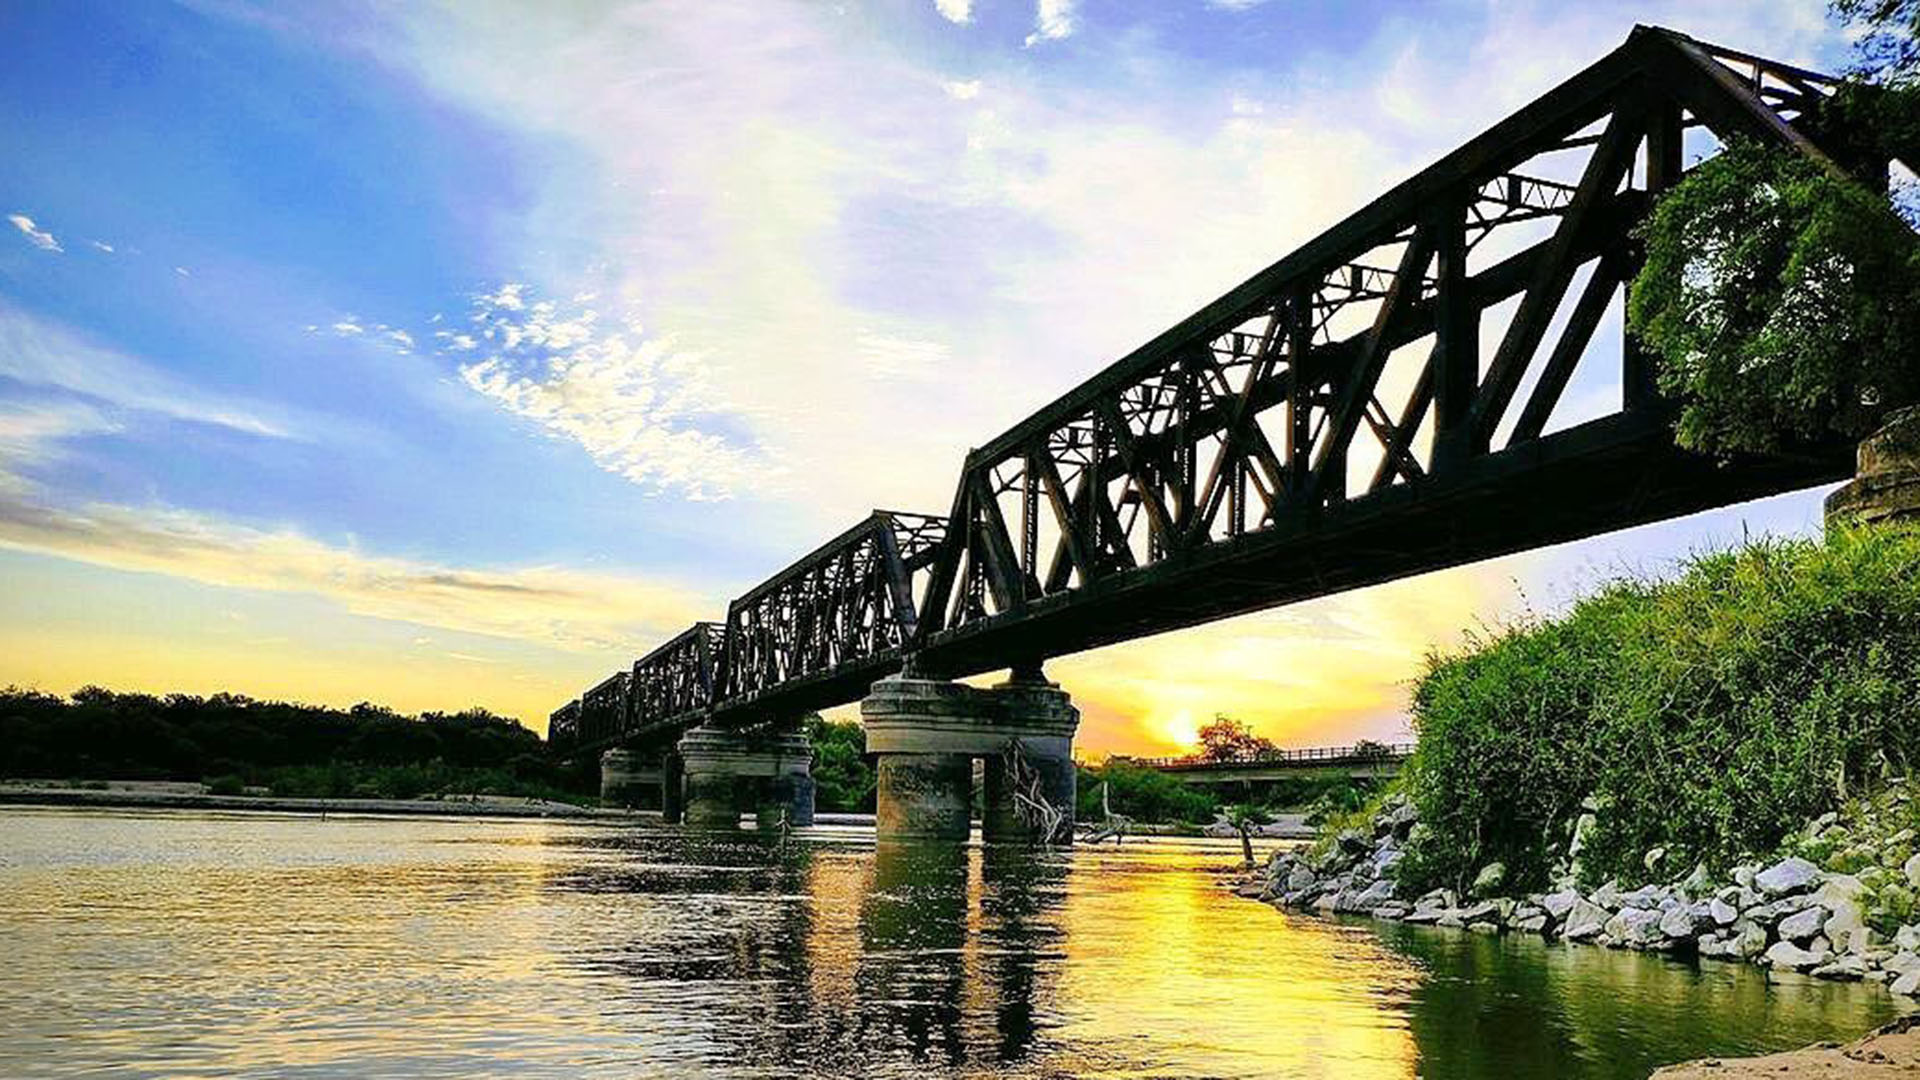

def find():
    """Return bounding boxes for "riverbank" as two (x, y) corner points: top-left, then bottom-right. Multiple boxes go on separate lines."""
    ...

(1652, 1016), (1920, 1077)
(1232, 782), (1920, 1002)
(0, 779), (617, 820)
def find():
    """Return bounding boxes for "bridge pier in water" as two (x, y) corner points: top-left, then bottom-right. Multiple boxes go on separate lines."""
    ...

(675, 723), (814, 830)
(862, 665), (1078, 845)
(597, 747), (685, 819)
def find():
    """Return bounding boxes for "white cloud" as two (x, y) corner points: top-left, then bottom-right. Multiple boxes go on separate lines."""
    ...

(0, 303), (292, 439)
(0, 483), (709, 651)
(173, 266), (191, 277)
(331, 319), (364, 335)
(934, 0), (971, 24)
(384, 328), (415, 350)
(7, 214), (62, 253)
(454, 284), (772, 501)
(89, 240), (114, 254)
(1024, 0), (1075, 46)
(943, 79), (981, 100)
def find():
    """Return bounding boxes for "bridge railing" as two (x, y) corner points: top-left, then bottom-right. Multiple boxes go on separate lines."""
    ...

(1124, 742), (1416, 770)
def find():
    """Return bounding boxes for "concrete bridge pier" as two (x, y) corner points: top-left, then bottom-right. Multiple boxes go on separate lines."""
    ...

(674, 724), (814, 830)
(862, 665), (1079, 845)
(599, 748), (664, 809)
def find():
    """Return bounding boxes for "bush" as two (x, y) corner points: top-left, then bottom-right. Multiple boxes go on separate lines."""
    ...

(204, 774), (247, 796)
(1401, 525), (1920, 895)
(1076, 759), (1218, 824)
(806, 714), (875, 813)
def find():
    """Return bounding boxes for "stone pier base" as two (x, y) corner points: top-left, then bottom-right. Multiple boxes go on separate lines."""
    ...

(675, 724), (814, 830)
(862, 668), (1078, 845)
(1827, 406), (1920, 528)
(599, 748), (663, 809)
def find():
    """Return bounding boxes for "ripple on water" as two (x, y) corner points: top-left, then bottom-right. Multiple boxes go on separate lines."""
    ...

(0, 808), (1902, 1079)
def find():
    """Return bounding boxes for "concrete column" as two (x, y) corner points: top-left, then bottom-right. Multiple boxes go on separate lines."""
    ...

(982, 669), (1078, 845)
(599, 748), (662, 809)
(875, 752), (974, 840)
(675, 724), (813, 831)
(661, 750), (684, 825)
(862, 669), (1079, 845)
(1828, 406), (1920, 528)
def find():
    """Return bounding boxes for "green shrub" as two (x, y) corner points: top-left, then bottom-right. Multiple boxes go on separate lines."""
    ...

(204, 774), (247, 796)
(1076, 759), (1218, 823)
(1402, 525), (1920, 895)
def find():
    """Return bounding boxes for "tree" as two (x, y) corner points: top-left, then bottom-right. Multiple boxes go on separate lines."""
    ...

(1627, 4), (1920, 456)
(1197, 714), (1275, 762)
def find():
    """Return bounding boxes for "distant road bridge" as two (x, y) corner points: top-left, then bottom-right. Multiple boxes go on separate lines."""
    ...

(552, 28), (1887, 842)
(1126, 744), (1415, 785)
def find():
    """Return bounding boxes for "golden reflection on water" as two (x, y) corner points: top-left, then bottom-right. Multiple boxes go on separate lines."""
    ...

(0, 808), (1903, 1079)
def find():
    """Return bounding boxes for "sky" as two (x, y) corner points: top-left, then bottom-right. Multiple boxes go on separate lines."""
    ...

(0, 0), (1858, 757)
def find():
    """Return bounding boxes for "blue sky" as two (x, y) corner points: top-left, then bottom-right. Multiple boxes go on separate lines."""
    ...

(0, 0), (1858, 751)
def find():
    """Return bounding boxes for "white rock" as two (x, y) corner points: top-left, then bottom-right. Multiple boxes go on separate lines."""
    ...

(1765, 939), (1830, 972)
(1779, 906), (1827, 942)
(1541, 888), (1580, 921)
(1811, 955), (1870, 980)
(1896, 969), (1920, 997)
(1731, 919), (1769, 960)
(1906, 853), (1920, 890)
(1884, 951), (1920, 979)
(1562, 898), (1610, 940)
(1755, 857), (1822, 898)
(1896, 925), (1920, 952)
(1709, 897), (1739, 926)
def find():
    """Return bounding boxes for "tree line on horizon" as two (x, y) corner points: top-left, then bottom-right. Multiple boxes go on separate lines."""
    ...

(0, 686), (586, 802)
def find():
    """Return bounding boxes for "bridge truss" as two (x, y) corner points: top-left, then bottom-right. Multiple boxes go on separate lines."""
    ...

(552, 27), (1882, 756)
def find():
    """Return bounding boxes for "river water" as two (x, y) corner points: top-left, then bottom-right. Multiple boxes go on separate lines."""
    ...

(0, 807), (1903, 1079)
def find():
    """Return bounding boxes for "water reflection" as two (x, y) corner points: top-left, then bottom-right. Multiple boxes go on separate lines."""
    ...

(0, 809), (1904, 1079)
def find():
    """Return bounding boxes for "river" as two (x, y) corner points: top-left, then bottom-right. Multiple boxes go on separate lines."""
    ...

(0, 807), (1903, 1078)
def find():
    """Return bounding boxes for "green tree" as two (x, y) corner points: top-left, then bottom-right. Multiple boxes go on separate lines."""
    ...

(1197, 714), (1275, 762)
(1628, 4), (1920, 456)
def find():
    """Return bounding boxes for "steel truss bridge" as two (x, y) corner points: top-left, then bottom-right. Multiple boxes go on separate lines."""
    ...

(552, 26), (1878, 757)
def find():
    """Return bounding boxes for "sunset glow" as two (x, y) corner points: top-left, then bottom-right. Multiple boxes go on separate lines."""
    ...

(0, 1), (1846, 746)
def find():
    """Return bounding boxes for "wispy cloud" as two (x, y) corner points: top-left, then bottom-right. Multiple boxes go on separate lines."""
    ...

(453, 285), (772, 501)
(0, 303), (293, 439)
(0, 482), (710, 650)
(933, 0), (971, 25)
(88, 239), (115, 254)
(7, 213), (62, 253)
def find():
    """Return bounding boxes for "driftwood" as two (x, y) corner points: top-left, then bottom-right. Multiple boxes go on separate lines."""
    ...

(1002, 738), (1067, 846)
(1080, 782), (1132, 845)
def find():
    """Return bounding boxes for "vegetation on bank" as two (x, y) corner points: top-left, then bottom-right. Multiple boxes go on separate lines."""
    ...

(807, 713), (876, 813)
(0, 687), (587, 802)
(1398, 524), (1920, 896)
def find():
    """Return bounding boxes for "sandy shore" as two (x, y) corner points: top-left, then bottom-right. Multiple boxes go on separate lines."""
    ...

(1654, 1017), (1920, 1076)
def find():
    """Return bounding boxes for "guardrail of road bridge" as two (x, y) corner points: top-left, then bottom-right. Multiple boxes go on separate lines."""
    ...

(1123, 743), (1416, 769)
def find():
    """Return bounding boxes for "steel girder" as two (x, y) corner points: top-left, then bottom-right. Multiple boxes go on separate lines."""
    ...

(559, 27), (1883, 756)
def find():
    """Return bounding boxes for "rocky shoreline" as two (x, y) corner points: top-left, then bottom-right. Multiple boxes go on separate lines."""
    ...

(1233, 780), (1920, 997)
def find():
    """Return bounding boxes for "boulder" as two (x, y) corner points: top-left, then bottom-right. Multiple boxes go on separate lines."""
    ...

(1778, 906), (1827, 942)
(1353, 879), (1397, 911)
(1374, 901), (1411, 921)
(1730, 919), (1769, 960)
(1562, 898), (1611, 941)
(1754, 856), (1821, 898)
(1512, 912), (1550, 934)
(1605, 907), (1666, 948)
(1591, 880), (1622, 910)
(1896, 969), (1920, 997)
(1467, 921), (1500, 934)
(1764, 939), (1830, 972)
(1884, 951), (1920, 979)
(1658, 902), (1712, 940)
(1540, 888), (1580, 921)
(1620, 885), (1666, 910)
(1471, 862), (1508, 898)
(1905, 852), (1920, 890)
(1678, 862), (1713, 898)
(1897, 925), (1920, 953)
(1811, 955), (1870, 980)
(1708, 897), (1739, 926)
(1286, 866), (1318, 893)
